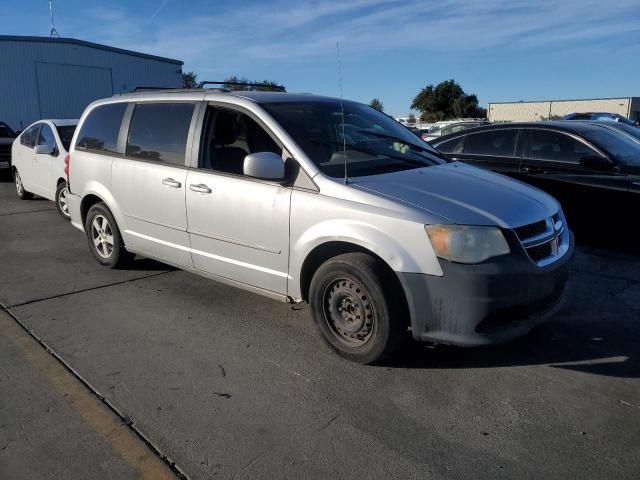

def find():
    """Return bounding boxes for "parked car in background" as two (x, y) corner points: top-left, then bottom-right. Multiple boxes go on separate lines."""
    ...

(64, 90), (571, 363)
(564, 112), (638, 126)
(421, 119), (488, 141)
(11, 119), (78, 219)
(431, 122), (640, 223)
(0, 121), (17, 170)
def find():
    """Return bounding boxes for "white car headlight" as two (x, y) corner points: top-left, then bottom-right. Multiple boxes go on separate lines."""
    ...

(425, 225), (510, 264)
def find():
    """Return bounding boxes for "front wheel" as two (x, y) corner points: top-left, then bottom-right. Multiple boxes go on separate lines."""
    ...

(55, 181), (71, 220)
(14, 170), (33, 200)
(84, 202), (134, 268)
(309, 253), (406, 364)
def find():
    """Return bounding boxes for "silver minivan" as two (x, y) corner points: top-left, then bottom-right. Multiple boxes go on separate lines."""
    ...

(66, 89), (573, 363)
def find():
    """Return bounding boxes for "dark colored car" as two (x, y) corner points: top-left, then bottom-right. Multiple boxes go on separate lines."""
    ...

(431, 121), (640, 198)
(0, 121), (17, 170)
(564, 112), (639, 126)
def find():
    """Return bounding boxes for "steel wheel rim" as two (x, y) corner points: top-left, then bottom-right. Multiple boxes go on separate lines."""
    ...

(322, 278), (375, 347)
(91, 214), (114, 259)
(15, 173), (23, 195)
(58, 186), (69, 215)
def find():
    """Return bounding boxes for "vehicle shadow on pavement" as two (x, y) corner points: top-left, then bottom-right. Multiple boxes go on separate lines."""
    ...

(384, 323), (639, 380)
(128, 257), (177, 272)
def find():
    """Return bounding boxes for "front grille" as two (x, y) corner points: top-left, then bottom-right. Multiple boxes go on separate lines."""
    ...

(514, 214), (567, 266)
(526, 242), (552, 262)
(514, 220), (547, 239)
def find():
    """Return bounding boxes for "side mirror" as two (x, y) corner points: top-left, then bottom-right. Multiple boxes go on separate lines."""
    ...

(34, 144), (54, 155)
(243, 152), (286, 181)
(579, 155), (614, 171)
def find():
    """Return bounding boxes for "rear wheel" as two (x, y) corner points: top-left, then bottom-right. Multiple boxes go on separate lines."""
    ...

(14, 170), (33, 200)
(309, 253), (406, 364)
(84, 203), (133, 268)
(55, 181), (70, 220)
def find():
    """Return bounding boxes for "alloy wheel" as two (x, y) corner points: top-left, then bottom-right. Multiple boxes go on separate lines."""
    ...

(58, 186), (69, 215)
(15, 173), (23, 196)
(91, 214), (114, 259)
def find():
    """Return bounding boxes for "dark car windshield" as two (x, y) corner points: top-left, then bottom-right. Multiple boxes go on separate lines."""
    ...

(55, 125), (77, 151)
(593, 123), (640, 143)
(581, 127), (640, 166)
(262, 101), (445, 178)
(0, 122), (15, 138)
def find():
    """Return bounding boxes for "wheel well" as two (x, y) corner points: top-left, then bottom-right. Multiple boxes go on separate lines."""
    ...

(56, 177), (66, 187)
(80, 194), (103, 226)
(300, 242), (409, 323)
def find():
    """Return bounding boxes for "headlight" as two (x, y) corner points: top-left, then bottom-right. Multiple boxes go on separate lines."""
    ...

(425, 225), (510, 264)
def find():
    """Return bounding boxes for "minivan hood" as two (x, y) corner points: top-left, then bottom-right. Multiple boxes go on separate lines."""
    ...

(351, 162), (558, 228)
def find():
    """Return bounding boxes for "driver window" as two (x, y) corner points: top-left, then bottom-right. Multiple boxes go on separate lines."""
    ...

(199, 106), (281, 175)
(37, 124), (56, 153)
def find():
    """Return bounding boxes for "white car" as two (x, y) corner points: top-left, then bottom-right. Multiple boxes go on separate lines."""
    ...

(11, 119), (78, 219)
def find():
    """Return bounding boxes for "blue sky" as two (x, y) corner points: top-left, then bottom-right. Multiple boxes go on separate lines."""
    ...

(5, 0), (640, 116)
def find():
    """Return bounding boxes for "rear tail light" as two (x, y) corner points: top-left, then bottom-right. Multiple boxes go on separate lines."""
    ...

(64, 154), (70, 192)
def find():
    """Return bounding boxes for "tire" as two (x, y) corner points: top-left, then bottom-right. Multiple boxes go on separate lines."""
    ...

(84, 202), (134, 268)
(55, 181), (71, 220)
(14, 169), (33, 200)
(309, 253), (406, 364)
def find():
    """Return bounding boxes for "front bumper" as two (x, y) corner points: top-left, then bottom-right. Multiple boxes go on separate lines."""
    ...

(399, 231), (574, 347)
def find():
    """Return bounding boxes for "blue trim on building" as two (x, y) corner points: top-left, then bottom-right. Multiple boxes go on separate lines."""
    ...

(0, 35), (183, 66)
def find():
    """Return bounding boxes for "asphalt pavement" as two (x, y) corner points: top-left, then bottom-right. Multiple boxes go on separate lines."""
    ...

(1, 174), (639, 479)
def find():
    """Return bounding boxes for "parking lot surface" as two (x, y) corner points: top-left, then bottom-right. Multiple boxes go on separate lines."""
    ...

(1, 176), (639, 479)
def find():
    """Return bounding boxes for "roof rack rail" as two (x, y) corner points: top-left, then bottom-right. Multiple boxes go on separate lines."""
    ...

(132, 86), (177, 92)
(198, 81), (286, 92)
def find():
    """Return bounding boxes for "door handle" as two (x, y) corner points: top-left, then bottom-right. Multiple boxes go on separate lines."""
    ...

(189, 183), (212, 194)
(521, 166), (544, 174)
(162, 177), (182, 188)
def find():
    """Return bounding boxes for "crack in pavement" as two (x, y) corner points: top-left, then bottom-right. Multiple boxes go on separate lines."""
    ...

(0, 207), (56, 217)
(5, 270), (173, 309)
(0, 304), (190, 479)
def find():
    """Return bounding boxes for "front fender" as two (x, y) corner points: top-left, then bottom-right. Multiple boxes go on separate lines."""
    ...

(289, 218), (443, 299)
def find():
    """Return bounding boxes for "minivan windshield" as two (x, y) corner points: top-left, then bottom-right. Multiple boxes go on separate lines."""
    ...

(262, 101), (445, 178)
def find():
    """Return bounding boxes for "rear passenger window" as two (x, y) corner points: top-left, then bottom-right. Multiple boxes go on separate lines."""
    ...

(76, 103), (127, 154)
(126, 103), (195, 166)
(463, 130), (517, 156)
(20, 124), (41, 148)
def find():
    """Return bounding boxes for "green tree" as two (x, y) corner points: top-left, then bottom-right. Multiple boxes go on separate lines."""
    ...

(407, 113), (416, 124)
(369, 98), (384, 111)
(223, 76), (285, 92)
(182, 71), (198, 89)
(411, 79), (486, 122)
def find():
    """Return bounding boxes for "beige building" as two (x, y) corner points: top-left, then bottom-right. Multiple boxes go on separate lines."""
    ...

(488, 97), (640, 122)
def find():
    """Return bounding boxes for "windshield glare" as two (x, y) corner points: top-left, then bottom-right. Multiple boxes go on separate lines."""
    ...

(583, 128), (640, 166)
(262, 101), (445, 178)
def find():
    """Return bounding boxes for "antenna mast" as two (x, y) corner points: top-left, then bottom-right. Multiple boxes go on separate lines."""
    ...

(336, 42), (348, 184)
(49, 0), (60, 38)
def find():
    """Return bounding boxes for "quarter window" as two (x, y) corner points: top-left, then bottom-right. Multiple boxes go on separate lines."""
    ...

(463, 130), (517, 156)
(126, 103), (195, 166)
(435, 136), (464, 153)
(76, 103), (127, 154)
(526, 130), (594, 163)
(38, 124), (56, 152)
(20, 124), (41, 148)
